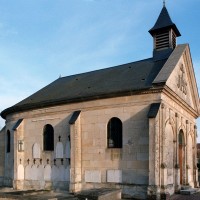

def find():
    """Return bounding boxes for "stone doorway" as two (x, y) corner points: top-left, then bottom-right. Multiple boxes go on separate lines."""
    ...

(179, 130), (185, 185)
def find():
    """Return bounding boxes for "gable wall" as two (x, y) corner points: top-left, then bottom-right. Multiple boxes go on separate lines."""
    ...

(166, 53), (196, 111)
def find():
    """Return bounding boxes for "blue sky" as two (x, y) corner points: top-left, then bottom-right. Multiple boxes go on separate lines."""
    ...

(0, 0), (200, 140)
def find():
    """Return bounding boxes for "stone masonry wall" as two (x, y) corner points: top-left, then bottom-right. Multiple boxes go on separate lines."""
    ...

(6, 93), (161, 199)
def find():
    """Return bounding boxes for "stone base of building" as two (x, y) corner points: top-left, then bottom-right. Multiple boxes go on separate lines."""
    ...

(3, 177), (12, 187)
(0, 177), (4, 187)
(80, 183), (148, 199)
(147, 185), (160, 200)
(147, 195), (157, 200)
(13, 180), (69, 191)
(160, 193), (170, 200)
(147, 185), (176, 200)
(147, 193), (170, 200)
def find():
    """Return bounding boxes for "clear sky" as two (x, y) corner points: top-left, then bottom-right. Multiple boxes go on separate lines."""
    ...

(0, 0), (200, 140)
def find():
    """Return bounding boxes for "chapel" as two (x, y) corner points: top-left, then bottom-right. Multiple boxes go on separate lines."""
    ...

(0, 4), (199, 200)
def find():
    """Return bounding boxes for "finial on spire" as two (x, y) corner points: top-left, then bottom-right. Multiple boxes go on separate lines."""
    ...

(163, 0), (166, 7)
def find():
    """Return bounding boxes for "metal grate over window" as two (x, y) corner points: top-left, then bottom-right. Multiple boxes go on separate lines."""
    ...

(107, 117), (122, 148)
(43, 124), (54, 151)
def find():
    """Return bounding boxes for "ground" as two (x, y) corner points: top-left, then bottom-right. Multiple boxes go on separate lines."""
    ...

(0, 188), (200, 200)
(170, 193), (200, 200)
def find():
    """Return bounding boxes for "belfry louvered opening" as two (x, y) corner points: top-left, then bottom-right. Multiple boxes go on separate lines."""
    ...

(172, 30), (176, 49)
(155, 31), (170, 50)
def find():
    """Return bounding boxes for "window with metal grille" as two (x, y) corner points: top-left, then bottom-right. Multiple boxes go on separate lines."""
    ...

(107, 117), (122, 148)
(6, 130), (11, 153)
(43, 124), (54, 151)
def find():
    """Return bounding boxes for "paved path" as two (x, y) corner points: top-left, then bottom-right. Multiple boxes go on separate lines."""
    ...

(0, 187), (200, 200)
(170, 192), (200, 200)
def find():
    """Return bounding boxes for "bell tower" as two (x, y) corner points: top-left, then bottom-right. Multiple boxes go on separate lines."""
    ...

(149, 2), (181, 60)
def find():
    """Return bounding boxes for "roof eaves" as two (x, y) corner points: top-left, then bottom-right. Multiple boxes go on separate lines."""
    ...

(1, 87), (154, 119)
(13, 119), (23, 130)
(148, 103), (161, 118)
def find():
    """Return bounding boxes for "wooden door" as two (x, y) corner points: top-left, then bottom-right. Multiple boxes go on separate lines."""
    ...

(179, 145), (183, 184)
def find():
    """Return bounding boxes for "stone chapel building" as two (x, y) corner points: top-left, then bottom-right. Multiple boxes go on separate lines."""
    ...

(0, 4), (200, 200)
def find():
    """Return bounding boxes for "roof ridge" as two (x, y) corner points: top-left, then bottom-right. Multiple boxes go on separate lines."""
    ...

(59, 57), (153, 80)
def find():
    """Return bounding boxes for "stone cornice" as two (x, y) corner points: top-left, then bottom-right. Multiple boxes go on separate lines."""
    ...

(183, 46), (200, 114)
(2, 83), (197, 122)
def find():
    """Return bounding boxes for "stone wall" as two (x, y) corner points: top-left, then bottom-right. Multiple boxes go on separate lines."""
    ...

(147, 89), (198, 199)
(0, 126), (5, 186)
(2, 90), (199, 199)
(4, 121), (15, 187)
(5, 93), (160, 199)
(80, 101), (150, 196)
(160, 94), (198, 193)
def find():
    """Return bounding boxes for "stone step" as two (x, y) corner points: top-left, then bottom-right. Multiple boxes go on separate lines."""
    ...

(76, 188), (121, 200)
(181, 185), (192, 190)
(180, 188), (200, 195)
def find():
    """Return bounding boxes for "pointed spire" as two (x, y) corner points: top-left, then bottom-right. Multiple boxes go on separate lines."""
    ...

(149, 5), (181, 37)
(163, 0), (166, 7)
(149, 4), (181, 60)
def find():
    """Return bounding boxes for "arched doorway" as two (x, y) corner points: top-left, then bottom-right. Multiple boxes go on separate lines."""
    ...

(179, 130), (185, 185)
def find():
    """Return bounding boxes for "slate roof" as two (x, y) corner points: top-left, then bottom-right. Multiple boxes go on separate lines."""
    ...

(1, 57), (168, 119)
(153, 44), (187, 84)
(149, 6), (181, 36)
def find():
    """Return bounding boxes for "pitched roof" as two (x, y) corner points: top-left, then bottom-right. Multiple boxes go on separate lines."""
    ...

(1, 57), (168, 119)
(153, 44), (187, 84)
(149, 6), (181, 36)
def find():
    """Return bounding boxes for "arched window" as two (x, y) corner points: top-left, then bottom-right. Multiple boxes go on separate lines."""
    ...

(6, 130), (11, 153)
(43, 124), (54, 151)
(107, 117), (122, 148)
(179, 129), (185, 145)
